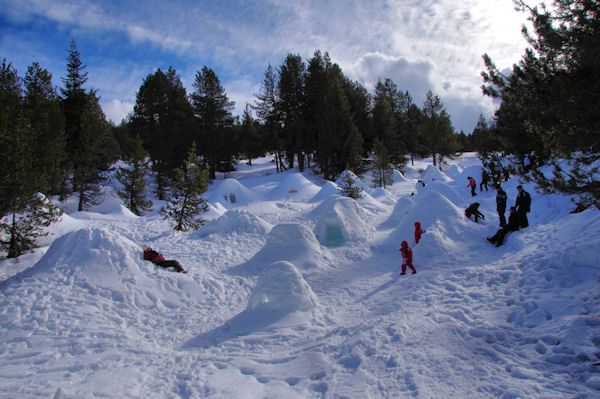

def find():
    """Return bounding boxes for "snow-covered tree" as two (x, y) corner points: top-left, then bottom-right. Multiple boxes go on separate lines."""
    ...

(161, 142), (209, 231)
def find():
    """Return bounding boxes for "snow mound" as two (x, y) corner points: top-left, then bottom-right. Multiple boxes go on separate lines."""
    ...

(445, 164), (463, 179)
(379, 197), (415, 229)
(204, 202), (227, 221)
(371, 187), (396, 205)
(248, 261), (319, 313)
(416, 180), (465, 206)
(192, 209), (272, 238)
(383, 191), (483, 260)
(420, 165), (451, 183)
(4, 227), (192, 307)
(456, 165), (484, 184)
(310, 196), (374, 246)
(207, 178), (259, 207)
(268, 173), (321, 202)
(242, 223), (327, 272)
(392, 169), (408, 183)
(309, 180), (340, 203)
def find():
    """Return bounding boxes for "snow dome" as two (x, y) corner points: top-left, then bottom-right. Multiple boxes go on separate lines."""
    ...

(268, 173), (321, 202)
(310, 195), (374, 246)
(420, 164), (451, 183)
(206, 178), (259, 208)
(248, 261), (319, 313)
(192, 209), (272, 238)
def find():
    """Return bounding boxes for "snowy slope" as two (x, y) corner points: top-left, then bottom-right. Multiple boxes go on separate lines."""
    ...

(1, 154), (599, 398)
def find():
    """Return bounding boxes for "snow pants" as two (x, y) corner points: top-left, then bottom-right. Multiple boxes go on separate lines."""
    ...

(402, 260), (416, 274)
(157, 259), (185, 273)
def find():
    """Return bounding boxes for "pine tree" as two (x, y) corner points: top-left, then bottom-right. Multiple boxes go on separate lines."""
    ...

(190, 66), (236, 179)
(371, 138), (394, 188)
(128, 67), (194, 199)
(482, 0), (600, 209)
(277, 54), (306, 170)
(420, 90), (455, 167)
(253, 65), (283, 173)
(161, 143), (209, 232)
(239, 104), (263, 166)
(337, 171), (363, 200)
(23, 62), (66, 196)
(0, 113), (61, 257)
(116, 135), (153, 216)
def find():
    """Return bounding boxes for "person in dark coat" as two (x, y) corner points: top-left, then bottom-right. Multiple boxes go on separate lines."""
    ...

(399, 240), (417, 275)
(480, 170), (489, 192)
(515, 185), (531, 228)
(414, 222), (424, 244)
(467, 176), (477, 196)
(143, 247), (188, 273)
(496, 184), (507, 227)
(465, 202), (485, 223)
(487, 207), (520, 247)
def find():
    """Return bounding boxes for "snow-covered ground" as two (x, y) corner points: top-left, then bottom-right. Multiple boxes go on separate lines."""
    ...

(1, 153), (599, 398)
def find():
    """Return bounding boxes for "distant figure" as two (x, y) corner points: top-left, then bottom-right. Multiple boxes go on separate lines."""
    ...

(480, 170), (489, 192)
(399, 240), (417, 275)
(467, 176), (477, 196)
(487, 207), (520, 247)
(515, 185), (531, 228)
(143, 247), (187, 273)
(417, 180), (426, 188)
(465, 202), (485, 223)
(414, 222), (424, 244)
(495, 184), (507, 227)
(503, 167), (510, 182)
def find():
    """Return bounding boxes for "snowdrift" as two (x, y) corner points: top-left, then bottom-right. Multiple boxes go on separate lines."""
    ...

(192, 209), (272, 238)
(207, 178), (259, 207)
(232, 223), (329, 275)
(417, 180), (466, 207)
(2, 227), (200, 311)
(310, 196), (374, 246)
(420, 164), (451, 183)
(268, 173), (320, 202)
(248, 261), (319, 313)
(380, 190), (487, 263)
(187, 261), (320, 348)
(309, 180), (340, 203)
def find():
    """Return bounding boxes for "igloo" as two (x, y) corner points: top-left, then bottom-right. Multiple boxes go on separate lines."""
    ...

(310, 195), (374, 246)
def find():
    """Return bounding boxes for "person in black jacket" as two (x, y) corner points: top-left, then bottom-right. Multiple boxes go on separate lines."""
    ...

(487, 207), (520, 247)
(515, 185), (531, 228)
(496, 184), (507, 227)
(465, 202), (485, 223)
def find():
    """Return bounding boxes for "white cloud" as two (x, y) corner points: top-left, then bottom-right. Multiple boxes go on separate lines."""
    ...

(101, 98), (134, 124)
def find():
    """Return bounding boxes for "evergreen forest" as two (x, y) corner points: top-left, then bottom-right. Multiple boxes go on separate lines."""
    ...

(1, 0), (598, 257)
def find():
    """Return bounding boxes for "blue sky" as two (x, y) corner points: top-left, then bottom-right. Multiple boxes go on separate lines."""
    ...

(0, 0), (530, 133)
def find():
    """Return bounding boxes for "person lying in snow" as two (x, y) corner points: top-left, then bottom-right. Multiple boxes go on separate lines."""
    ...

(465, 202), (485, 223)
(487, 207), (520, 247)
(143, 247), (188, 273)
(399, 240), (417, 275)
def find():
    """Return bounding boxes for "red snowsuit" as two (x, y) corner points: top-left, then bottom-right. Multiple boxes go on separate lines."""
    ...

(468, 177), (477, 196)
(399, 241), (417, 274)
(414, 222), (423, 244)
(143, 248), (186, 273)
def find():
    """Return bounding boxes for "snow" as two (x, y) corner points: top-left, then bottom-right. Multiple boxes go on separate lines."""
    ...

(1, 153), (599, 398)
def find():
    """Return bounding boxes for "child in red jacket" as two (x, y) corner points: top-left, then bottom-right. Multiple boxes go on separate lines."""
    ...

(414, 222), (424, 244)
(399, 240), (417, 275)
(143, 247), (187, 273)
